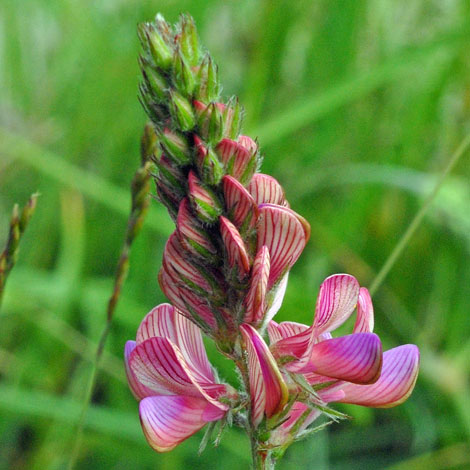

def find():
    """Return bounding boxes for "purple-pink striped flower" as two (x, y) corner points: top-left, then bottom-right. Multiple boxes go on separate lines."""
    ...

(124, 303), (236, 452)
(267, 274), (419, 444)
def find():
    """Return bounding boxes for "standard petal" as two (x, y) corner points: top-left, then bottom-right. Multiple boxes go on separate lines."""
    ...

(136, 304), (215, 384)
(220, 216), (251, 278)
(247, 174), (288, 207)
(124, 341), (154, 400)
(353, 287), (374, 333)
(286, 333), (383, 384)
(241, 324), (288, 426)
(140, 395), (225, 452)
(312, 274), (360, 335)
(244, 246), (270, 324)
(257, 204), (307, 289)
(129, 337), (227, 406)
(338, 345), (420, 407)
(222, 175), (258, 231)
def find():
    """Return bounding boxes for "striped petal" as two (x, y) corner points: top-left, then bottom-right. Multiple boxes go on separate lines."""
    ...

(177, 198), (216, 258)
(158, 267), (217, 330)
(136, 304), (214, 384)
(248, 173), (288, 207)
(140, 395), (225, 452)
(215, 138), (253, 181)
(353, 287), (374, 333)
(313, 274), (360, 335)
(257, 204), (307, 289)
(129, 337), (227, 407)
(163, 232), (212, 293)
(222, 175), (258, 231)
(124, 341), (154, 400)
(220, 216), (250, 278)
(238, 135), (258, 154)
(286, 333), (383, 385)
(240, 324), (288, 426)
(337, 345), (419, 407)
(268, 321), (309, 346)
(244, 246), (270, 324)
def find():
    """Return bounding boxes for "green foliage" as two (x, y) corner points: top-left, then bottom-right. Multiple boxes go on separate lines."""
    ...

(1, 1), (469, 469)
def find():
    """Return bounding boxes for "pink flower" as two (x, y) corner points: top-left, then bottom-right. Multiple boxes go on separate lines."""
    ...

(240, 323), (289, 426)
(267, 274), (420, 443)
(124, 303), (235, 452)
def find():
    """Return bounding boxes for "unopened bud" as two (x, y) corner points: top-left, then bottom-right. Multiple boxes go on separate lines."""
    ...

(169, 90), (196, 131)
(188, 171), (223, 223)
(173, 49), (196, 96)
(146, 24), (173, 70)
(195, 101), (224, 143)
(195, 55), (220, 102)
(178, 14), (200, 67)
(159, 127), (191, 166)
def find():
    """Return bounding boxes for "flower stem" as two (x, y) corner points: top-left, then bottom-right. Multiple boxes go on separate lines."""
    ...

(369, 133), (470, 295)
(235, 355), (277, 470)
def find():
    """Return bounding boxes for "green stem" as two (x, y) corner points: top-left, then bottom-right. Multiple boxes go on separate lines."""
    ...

(235, 356), (276, 470)
(66, 321), (111, 470)
(369, 134), (470, 295)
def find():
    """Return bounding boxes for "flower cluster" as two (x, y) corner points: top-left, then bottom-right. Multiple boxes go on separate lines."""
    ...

(125, 13), (420, 465)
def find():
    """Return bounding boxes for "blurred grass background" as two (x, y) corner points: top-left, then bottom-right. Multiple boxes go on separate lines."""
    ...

(1, 0), (470, 469)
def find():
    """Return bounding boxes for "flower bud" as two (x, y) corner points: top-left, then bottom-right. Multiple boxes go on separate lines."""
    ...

(215, 138), (258, 185)
(159, 128), (191, 166)
(188, 171), (223, 224)
(146, 24), (172, 70)
(173, 49), (196, 96)
(220, 216), (251, 280)
(177, 198), (217, 259)
(194, 101), (224, 143)
(178, 14), (200, 67)
(223, 97), (243, 139)
(195, 55), (220, 102)
(140, 58), (167, 102)
(194, 136), (224, 186)
(169, 90), (196, 131)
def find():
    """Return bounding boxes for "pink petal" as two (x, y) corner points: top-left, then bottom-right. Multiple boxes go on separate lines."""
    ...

(353, 287), (374, 333)
(177, 198), (216, 257)
(124, 341), (154, 400)
(158, 267), (217, 330)
(238, 135), (258, 154)
(257, 205), (307, 289)
(139, 395), (225, 452)
(129, 337), (227, 407)
(215, 138), (253, 181)
(312, 274), (360, 335)
(244, 246), (270, 324)
(286, 333), (383, 385)
(136, 304), (214, 384)
(222, 175), (258, 231)
(240, 324), (288, 426)
(338, 345), (419, 407)
(220, 216), (250, 278)
(248, 173), (288, 207)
